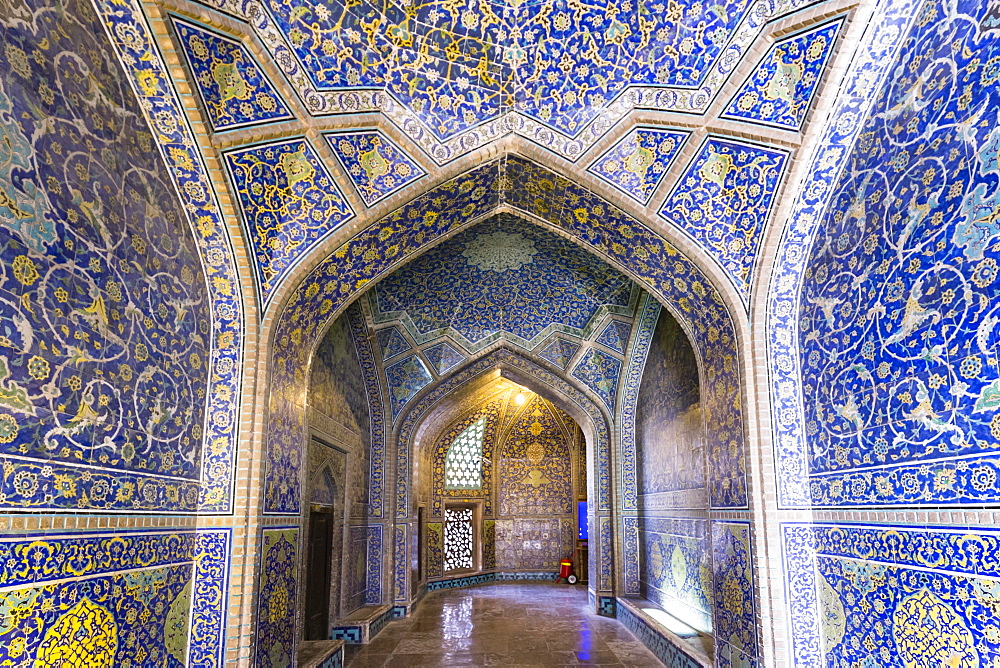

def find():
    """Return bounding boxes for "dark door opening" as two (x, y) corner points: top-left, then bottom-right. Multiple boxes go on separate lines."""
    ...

(305, 508), (333, 640)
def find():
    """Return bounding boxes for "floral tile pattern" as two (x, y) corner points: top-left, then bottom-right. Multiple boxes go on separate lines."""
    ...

(723, 19), (844, 130)
(225, 138), (354, 304)
(586, 128), (690, 204)
(595, 319), (633, 354)
(572, 349), (623, 411)
(797, 0), (1000, 507)
(659, 137), (788, 302)
(384, 354), (433, 420)
(537, 337), (581, 370)
(423, 340), (466, 374)
(375, 326), (412, 361)
(172, 17), (292, 131)
(326, 130), (426, 206)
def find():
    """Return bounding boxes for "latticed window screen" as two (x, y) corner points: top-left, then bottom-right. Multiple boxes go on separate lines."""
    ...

(444, 416), (486, 489)
(444, 507), (474, 571)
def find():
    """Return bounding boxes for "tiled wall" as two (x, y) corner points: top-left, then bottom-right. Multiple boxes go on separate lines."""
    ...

(781, 0), (1000, 662)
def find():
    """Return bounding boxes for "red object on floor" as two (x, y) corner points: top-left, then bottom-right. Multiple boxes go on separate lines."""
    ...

(559, 559), (573, 579)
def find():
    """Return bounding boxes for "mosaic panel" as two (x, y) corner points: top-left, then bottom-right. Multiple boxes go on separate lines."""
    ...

(784, 523), (1000, 667)
(497, 397), (573, 517)
(482, 519), (496, 571)
(639, 518), (712, 632)
(373, 215), (635, 348)
(618, 294), (661, 510)
(426, 522), (444, 579)
(595, 319), (632, 354)
(172, 17), (292, 131)
(723, 19), (844, 130)
(636, 308), (705, 500)
(366, 525), (383, 605)
(423, 340), (466, 374)
(659, 138), (788, 301)
(0, 0), (215, 512)
(347, 526), (369, 611)
(797, 0), (1000, 507)
(765, 0), (918, 508)
(92, 0), (243, 513)
(326, 131), (426, 206)
(256, 528), (297, 668)
(263, 0), (753, 140)
(505, 156), (746, 509)
(572, 349), (623, 411)
(587, 128), (690, 205)
(712, 521), (756, 658)
(494, 518), (566, 571)
(622, 516), (640, 595)
(0, 530), (229, 668)
(345, 305), (387, 518)
(537, 337), (581, 370)
(225, 138), (354, 304)
(599, 516), (613, 592)
(394, 524), (408, 600)
(375, 326), (412, 361)
(384, 354), (433, 420)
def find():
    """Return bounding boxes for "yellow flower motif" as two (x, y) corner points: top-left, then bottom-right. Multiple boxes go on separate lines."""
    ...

(27, 355), (50, 380)
(12, 256), (39, 286)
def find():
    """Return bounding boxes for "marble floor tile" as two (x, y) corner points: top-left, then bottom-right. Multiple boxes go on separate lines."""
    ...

(344, 584), (663, 667)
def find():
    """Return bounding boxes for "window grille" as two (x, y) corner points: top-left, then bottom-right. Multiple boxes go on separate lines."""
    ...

(444, 507), (474, 571)
(444, 416), (486, 490)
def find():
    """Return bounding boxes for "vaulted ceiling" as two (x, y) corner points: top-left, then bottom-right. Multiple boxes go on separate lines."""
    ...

(162, 0), (852, 313)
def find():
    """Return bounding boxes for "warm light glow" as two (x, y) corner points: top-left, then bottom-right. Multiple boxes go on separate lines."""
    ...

(642, 608), (699, 638)
(515, 393), (527, 405)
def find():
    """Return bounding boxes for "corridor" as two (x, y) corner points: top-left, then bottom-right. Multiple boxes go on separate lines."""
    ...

(345, 585), (663, 667)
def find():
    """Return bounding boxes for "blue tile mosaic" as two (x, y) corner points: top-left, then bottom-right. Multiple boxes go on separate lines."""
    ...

(225, 138), (354, 305)
(766, 0), (919, 508)
(796, 0), (1000, 507)
(326, 130), (426, 206)
(384, 354), (433, 420)
(376, 326), (412, 361)
(423, 340), (465, 374)
(784, 523), (1000, 667)
(595, 319), (632, 354)
(366, 525), (383, 605)
(256, 527), (298, 667)
(712, 521), (757, 660)
(345, 306), (388, 519)
(723, 19), (844, 131)
(572, 348), (623, 411)
(587, 128), (690, 204)
(659, 137), (788, 302)
(0, 0), (223, 513)
(373, 214), (634, 348)
(537, 337), (581, 370)
(172, 17), (292, 131)
(263, 0), (753, 140)
(91, 0), (244, 514)
(639, 518), (712, 632)
(0, 529), (229, 667)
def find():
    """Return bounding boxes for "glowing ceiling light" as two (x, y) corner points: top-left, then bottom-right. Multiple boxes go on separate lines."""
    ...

(515, 393), (526, 405)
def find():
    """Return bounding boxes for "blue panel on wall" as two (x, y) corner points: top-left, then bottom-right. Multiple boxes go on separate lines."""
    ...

(572, 349), (623, 410)
(256, 528), (298, 667)
(595, 319), (632, 354)
(659, 137), (788, 302)
(172, 17), (293, 131)
(326, 130), (426, 206)
(225, 138), (354, 304)
(376, 326), (412, 361)
(538, 337), (582, 370)
(723, 19), (844, 130)
(0, 0), (213, 512)
(424, 340), (465, 375)
(785, 523), (1000, 666)
(587, 128), (690, 204)
(384, 354), (433, 419)
(798, 0), (1000, 506)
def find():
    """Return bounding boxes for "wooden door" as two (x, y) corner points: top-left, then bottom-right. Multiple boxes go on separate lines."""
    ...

(305, 509), (333, 640)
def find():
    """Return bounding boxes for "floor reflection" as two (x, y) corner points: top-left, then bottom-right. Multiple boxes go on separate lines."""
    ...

(344, 583), (663, 666)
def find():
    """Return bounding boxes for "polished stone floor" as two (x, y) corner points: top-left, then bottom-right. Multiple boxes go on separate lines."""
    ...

(345, 584), (663, 666)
